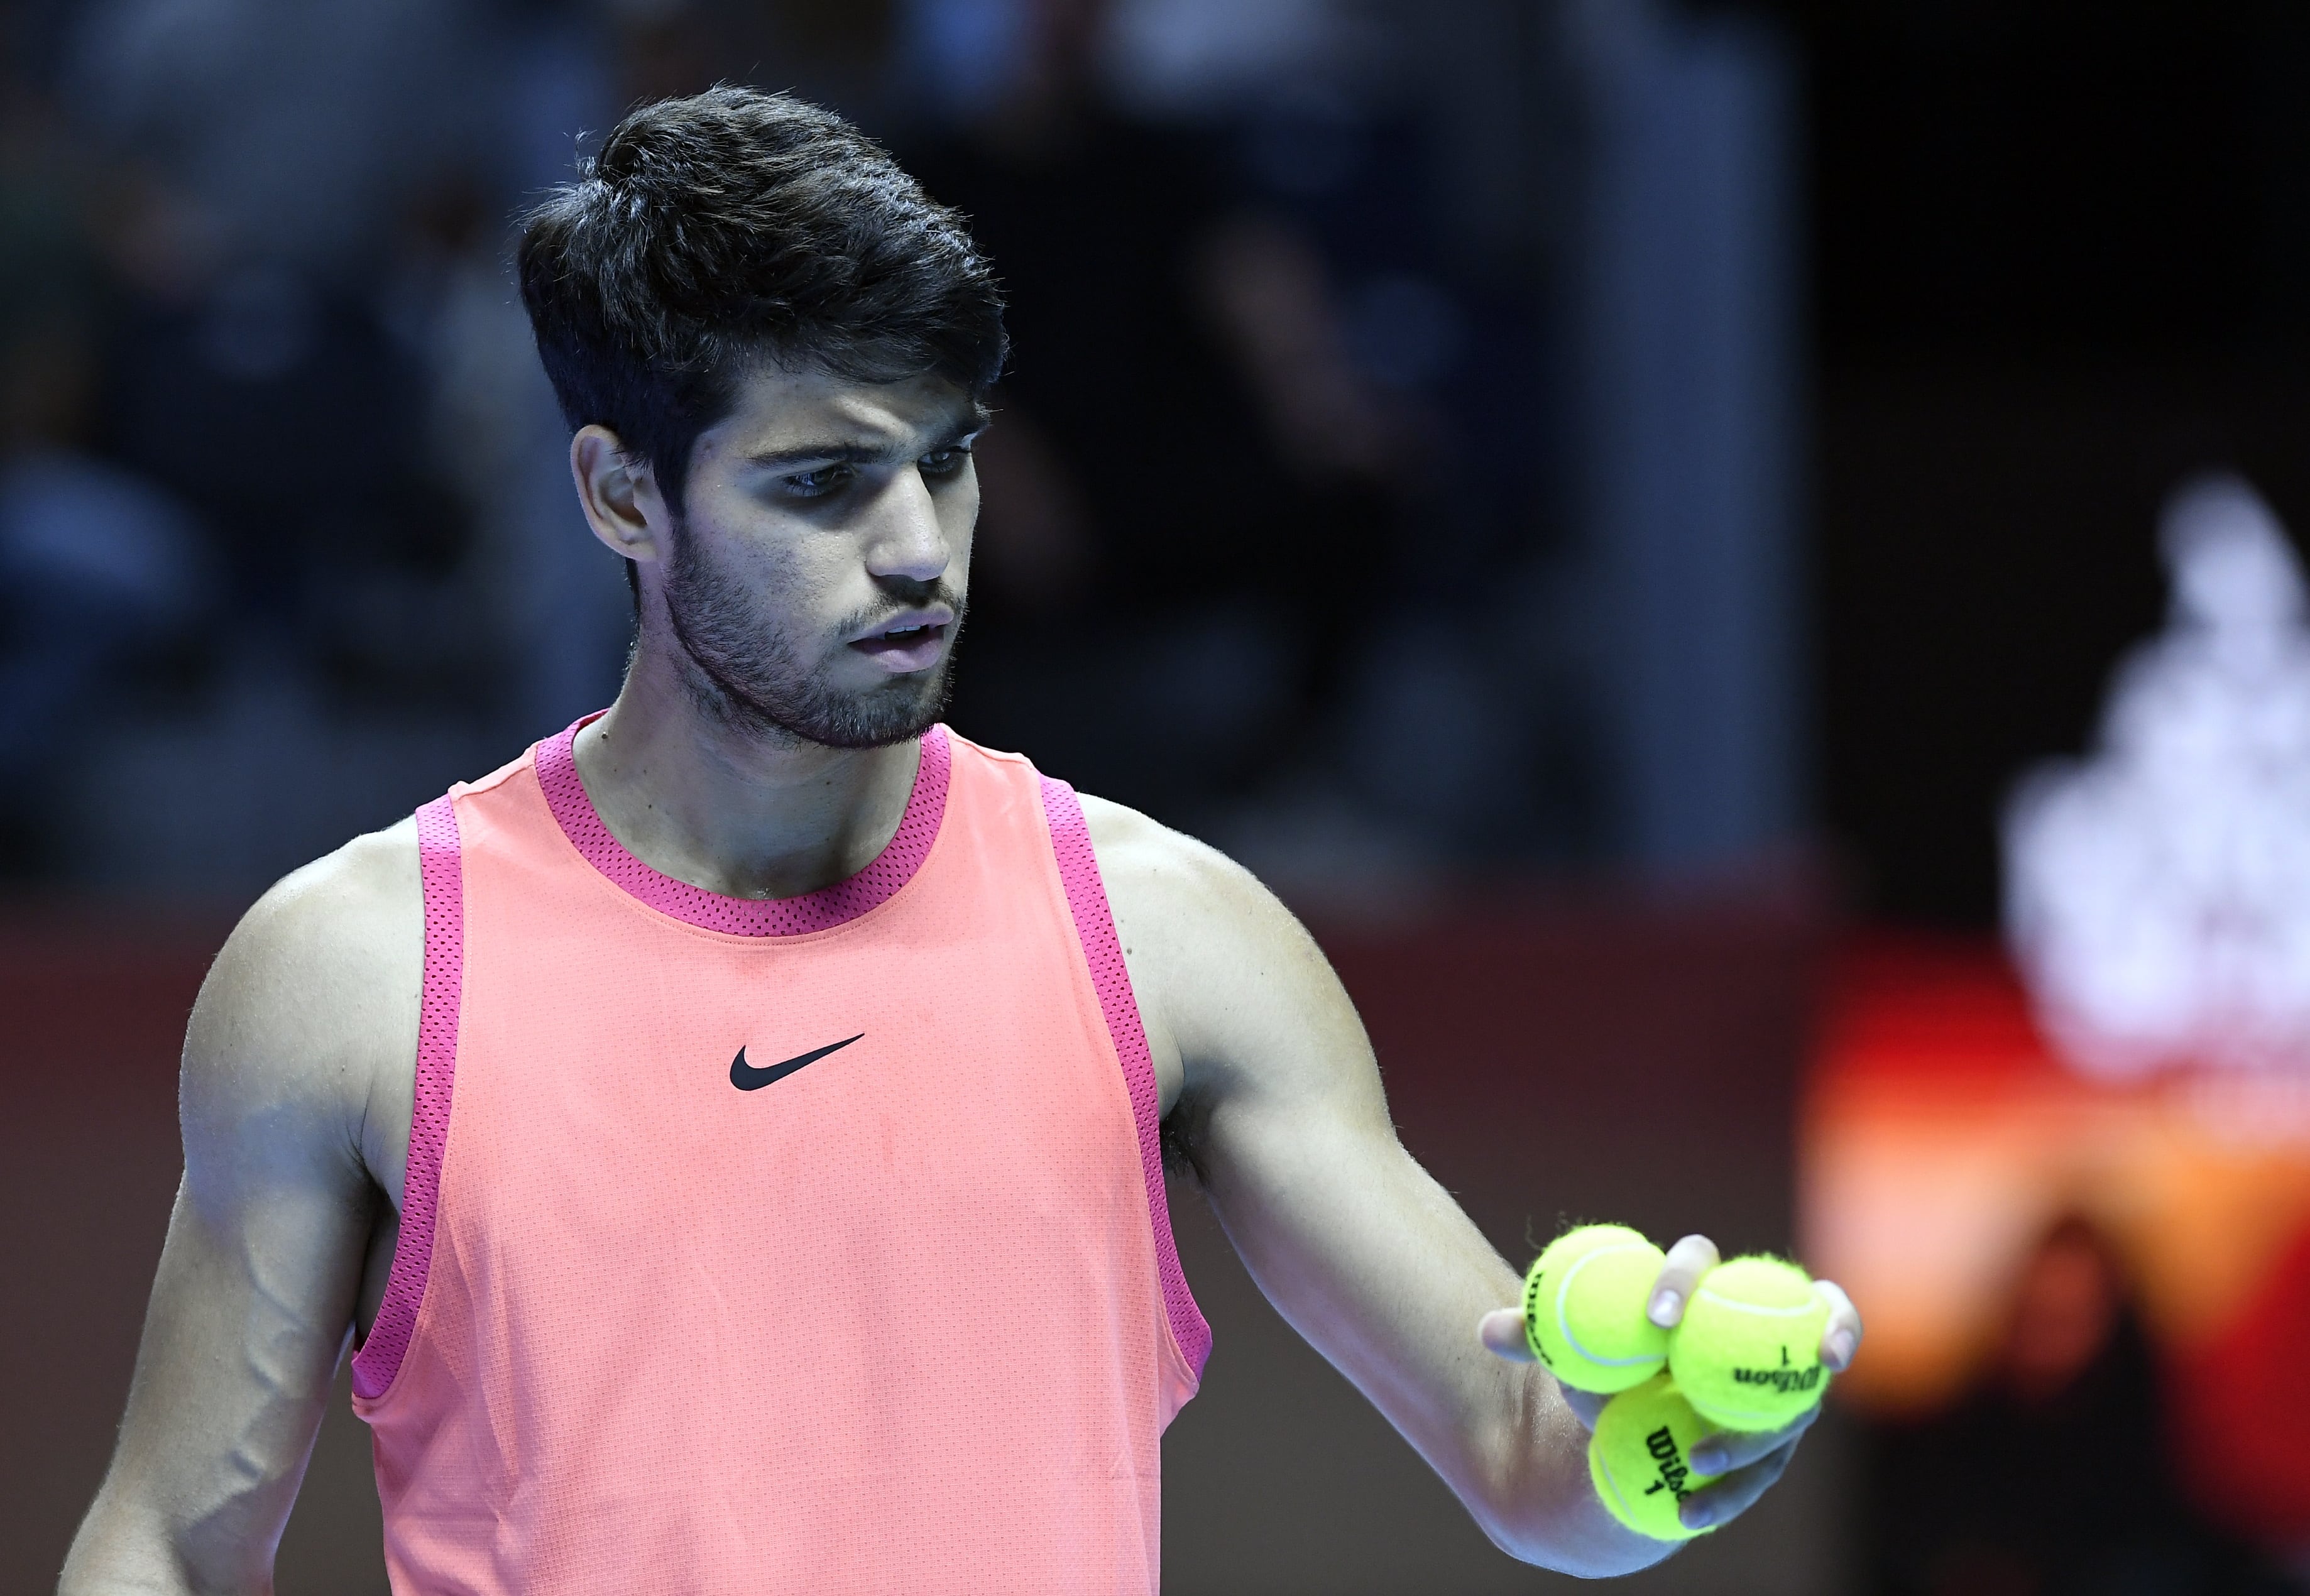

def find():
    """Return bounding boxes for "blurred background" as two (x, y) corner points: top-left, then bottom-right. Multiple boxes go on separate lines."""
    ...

(7, 0), (2310, 1590)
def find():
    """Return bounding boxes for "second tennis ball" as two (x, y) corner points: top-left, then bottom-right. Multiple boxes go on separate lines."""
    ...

(1667, 1254), (1831, 1431)
(1521, 1223), (1670, 1394)
(1587, 1372), (1720, 1539)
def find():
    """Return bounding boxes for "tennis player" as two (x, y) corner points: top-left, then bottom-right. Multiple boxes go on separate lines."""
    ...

(62, 87), (1859, 1593)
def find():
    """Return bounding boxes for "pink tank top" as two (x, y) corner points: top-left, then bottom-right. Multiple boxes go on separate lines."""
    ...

(349, 718), (1209, 1593)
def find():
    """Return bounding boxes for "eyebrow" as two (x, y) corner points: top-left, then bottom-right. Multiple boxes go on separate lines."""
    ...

(741, 407), (987, 474)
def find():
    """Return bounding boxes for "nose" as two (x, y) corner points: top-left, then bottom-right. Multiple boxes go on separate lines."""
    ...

(863, 466), (951, 586)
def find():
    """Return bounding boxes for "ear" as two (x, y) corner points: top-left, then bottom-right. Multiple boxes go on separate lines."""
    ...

(571, 424), (670, 565)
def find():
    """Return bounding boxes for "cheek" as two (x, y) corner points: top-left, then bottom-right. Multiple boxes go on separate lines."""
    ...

(679, 505), (836, 633)
(944, 479), (980, 576)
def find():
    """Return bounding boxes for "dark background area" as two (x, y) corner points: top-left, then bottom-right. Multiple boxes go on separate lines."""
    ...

(1782, 0), (2310, 924)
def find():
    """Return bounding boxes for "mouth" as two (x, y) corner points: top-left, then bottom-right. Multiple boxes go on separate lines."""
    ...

(848, 612), (953, 674)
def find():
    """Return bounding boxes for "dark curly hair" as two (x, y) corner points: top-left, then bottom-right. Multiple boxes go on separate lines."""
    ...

(517, 86), (1007, 514)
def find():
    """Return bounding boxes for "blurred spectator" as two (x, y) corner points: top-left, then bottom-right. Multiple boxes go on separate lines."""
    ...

(1866, 1216), (2287, 1596)
(905, 0), (1413, 828)
(0, 0), (1593, 894)
(616, 0), (901, 125)
(60, 0), (613, 712)
(65, 0), (493, 280)
(99, 242), (446, 660)
(384, 165), (627, 732)
(0, 0), (638, 890)
(0, 66), (204, 851)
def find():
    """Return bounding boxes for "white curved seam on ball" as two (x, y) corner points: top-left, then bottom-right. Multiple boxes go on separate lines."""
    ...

(1690, 1287), (1819, 1318)
(1594, 1450), (1642, 1527)
(1556, 1243), (1663, 1367)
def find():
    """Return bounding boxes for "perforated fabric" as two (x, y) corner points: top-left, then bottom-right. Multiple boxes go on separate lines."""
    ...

(351, 731), (1196, 1595)
(532, 713), (951, 936)
(349, 793), (463, 1401)
(1039, 774), (1214, 1384)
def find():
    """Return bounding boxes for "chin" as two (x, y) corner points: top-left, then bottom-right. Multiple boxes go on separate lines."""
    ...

(800, 673), (951, 749)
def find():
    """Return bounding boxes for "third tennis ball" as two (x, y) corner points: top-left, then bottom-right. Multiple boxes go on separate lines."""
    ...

(1521, 1223), (1669, 1394)
(1667, 1254), (1831, 1431)
(1587, 1372), (1719, 1539)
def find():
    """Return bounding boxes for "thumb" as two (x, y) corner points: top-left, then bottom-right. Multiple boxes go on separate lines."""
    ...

(1478, 1307), (1535, 1362)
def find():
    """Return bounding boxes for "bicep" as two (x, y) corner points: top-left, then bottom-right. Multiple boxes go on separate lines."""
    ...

(65, 871), (404, 1592)
(1111, 829), (1547, 1481)
(106, 1158), (375, 1526)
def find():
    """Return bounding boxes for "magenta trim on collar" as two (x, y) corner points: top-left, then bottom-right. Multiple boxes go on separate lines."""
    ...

(533, 716), (951, 936)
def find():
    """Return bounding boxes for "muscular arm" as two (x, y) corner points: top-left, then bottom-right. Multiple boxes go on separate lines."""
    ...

(60, 826), (420, 1596)
(1087, 797), (1808, 1575)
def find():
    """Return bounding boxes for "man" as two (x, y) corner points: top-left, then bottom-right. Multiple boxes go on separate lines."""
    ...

(62, 88), (1859, 1593)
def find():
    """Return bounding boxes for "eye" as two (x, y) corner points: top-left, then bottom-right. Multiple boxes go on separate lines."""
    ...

(783, 464), (855, 499)
(919, 445), (972, 479)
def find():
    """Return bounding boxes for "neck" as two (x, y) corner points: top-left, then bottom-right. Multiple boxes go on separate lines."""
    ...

(571, 646), (924, 902)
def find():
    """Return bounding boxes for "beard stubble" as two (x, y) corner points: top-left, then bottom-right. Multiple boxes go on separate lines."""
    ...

(657, 518), (963, 750)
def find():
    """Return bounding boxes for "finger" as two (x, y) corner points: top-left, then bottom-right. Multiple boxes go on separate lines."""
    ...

(1677, 1436), (1798, 1533)
(1555, 1380), (1608, 1431)
(1686, 1401), (1819, 1475)
(1815, 1279), (1863, 1372)
(1479, 1307), (1535, 1362)
(1648, 1234), (1722, 1327)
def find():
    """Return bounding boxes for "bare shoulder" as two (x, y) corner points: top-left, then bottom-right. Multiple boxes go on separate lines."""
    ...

(1076, 791), (1307, 964)
(1076, 792), (1365, 1101)
(182, 819), (424, 1200)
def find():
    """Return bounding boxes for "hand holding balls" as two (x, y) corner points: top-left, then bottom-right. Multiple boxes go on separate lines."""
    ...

(1519, 1225), (1836, 1540)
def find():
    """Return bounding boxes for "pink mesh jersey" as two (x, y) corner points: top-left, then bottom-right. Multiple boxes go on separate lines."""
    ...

(348, 718), (1209, 1593)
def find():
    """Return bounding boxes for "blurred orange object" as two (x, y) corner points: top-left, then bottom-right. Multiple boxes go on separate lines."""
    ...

(1800, 932), (2310, 1535)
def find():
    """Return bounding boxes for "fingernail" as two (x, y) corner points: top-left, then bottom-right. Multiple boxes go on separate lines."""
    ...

(1648, 1289), (1682, 1326)
(1827, 1330), (1857, 1370)
(1690, 1443), (1726, 1473)
(1680, 1501), (1714, 1530)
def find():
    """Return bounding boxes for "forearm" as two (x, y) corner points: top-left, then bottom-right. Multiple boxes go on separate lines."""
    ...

(1198, 1114), (1671, 1575)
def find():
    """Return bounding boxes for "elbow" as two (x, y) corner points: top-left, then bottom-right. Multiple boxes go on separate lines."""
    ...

(1469, 1493), (1676, 1580)
(1457, 1418), (1677, 1579)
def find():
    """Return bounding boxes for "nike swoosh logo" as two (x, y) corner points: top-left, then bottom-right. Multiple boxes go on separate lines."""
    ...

(730, 1034), (863, 1091)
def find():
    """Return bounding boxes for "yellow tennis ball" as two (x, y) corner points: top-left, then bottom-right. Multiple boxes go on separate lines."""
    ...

(1521, 1223), (1670, 1394)
(1587, 1372), (1721, 1540)
(1667, 1255), (1831, 1431)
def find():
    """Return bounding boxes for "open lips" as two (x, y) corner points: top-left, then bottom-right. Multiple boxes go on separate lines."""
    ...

(848, 610), (951, 672)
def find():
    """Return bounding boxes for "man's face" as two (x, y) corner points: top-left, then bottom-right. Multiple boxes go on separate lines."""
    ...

(649, 363), (981, 748)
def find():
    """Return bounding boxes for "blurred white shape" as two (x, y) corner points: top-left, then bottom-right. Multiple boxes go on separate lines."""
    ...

(2006, 474), (2310, 1076)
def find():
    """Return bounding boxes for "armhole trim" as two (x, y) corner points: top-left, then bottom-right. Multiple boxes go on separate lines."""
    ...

(351, 792), (464, 1402)
(1037, 775), (1213, 1386)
